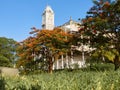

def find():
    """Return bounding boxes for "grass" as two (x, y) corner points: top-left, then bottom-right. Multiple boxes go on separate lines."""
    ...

(0, 63), (120, 90)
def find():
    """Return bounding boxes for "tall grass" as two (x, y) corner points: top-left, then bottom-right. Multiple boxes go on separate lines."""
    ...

(0, 69), (120, 90)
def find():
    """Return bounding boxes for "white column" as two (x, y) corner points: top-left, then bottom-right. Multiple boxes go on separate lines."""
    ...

(56, 60), (59, 69)
(66, 53), (69, 68)
(82, 45), (85, 61)
(61, 55), (64, 69)
(82, 44), (85, 67)
(81, 35), (85, 67)
(71, 50), (74, 68)
(52, 57), (55, 70)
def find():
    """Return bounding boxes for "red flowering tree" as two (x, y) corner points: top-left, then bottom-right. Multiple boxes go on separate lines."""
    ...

(17, 27), (73, 73)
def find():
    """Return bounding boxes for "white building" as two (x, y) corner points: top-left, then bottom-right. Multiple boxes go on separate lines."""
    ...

(41, 6), (90, 69)
(60, 17), (81, 33)
(42, 6), (80, 32)
(42, 5), (54, 30)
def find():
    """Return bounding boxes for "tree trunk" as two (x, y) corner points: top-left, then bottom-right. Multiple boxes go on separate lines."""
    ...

(114, 55), (120, 70)
(48, 57), (53, 74)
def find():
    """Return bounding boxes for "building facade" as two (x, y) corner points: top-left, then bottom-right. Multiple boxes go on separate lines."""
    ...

(59, 17), (81, 33)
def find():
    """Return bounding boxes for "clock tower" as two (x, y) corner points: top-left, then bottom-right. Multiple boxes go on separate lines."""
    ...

(42, 5), (54, 30)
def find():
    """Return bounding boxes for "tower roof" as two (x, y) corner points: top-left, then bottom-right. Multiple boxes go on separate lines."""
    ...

(43, 5), (54, 14)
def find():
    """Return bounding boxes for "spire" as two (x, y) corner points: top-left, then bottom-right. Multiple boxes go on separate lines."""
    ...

(69, 16), (73, 25)
(44, 5), (54, 14)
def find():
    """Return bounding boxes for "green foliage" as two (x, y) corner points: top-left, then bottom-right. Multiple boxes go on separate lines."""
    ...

(104, 50), (115, 62)
(79, 0), (120, 70)
(0, 55), (11, 67)
(89, 63), (114, 71)
(0, 37), (17, 67)
(91, 47), (116, 62)
(1, 69), (120, 90)
(0, 76), (5, 90)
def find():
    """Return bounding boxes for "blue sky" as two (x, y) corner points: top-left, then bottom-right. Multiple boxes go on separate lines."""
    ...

(0, 0), (93, 41)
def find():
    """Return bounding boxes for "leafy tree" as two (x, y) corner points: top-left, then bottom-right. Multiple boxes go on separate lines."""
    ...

(0, 37), (17, 67)
(80, 0), (120, 70)
(17, 27), (73, 73)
